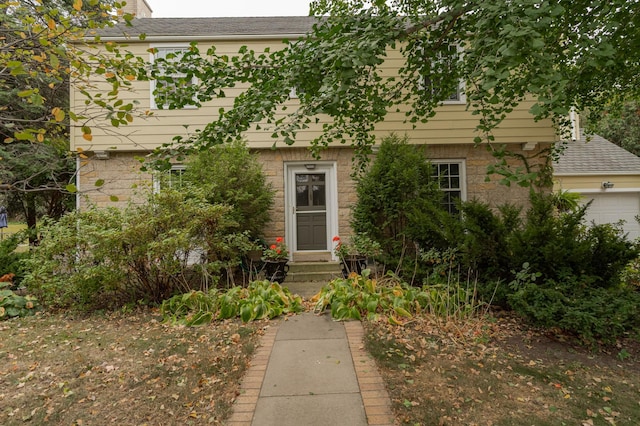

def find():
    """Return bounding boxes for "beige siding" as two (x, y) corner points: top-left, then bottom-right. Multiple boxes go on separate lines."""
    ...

(554, 174), (640, 192)
(72, 39), (557, 153)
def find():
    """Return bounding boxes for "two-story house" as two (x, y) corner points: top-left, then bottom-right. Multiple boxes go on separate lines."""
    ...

(71, 1), (557, 262)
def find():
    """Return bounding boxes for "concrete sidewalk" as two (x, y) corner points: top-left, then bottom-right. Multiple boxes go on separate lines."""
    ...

(227, 313), (395, 425)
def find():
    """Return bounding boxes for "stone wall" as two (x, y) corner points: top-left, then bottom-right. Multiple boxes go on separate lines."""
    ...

(255, 142), (550, 241)
(78, 142), (550, 239)
(78, 152), (152, 210)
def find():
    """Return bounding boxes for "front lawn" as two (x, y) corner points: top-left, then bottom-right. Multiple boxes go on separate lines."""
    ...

(2, 308), (639, 425)
(366, 315), (640, 425)
(0, 310), (261, 425)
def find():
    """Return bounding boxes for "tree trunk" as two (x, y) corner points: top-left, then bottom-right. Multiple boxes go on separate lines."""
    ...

(23, 195), (38, 245)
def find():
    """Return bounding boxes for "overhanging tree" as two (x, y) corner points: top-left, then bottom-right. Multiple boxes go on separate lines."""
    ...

(0, 142), (75, 235)
(145, 0), (639, 182)
(0, 0), (137, 144)
(591, 100), (640, 156)
(1, 0), (145, 232)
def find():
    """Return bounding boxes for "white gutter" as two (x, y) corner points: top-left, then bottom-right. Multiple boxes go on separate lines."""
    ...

(90, 33), (309, 43)
(555, 172), (640, 176)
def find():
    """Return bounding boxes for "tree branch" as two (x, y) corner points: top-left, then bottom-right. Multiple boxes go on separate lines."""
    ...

(402, 5), (474, 38)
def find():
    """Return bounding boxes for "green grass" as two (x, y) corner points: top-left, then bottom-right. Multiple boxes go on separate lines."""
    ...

(1, 223), (28, 250)
(1, 222), (26, 238)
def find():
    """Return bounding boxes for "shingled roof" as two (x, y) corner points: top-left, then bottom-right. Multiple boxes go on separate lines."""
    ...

(97, 16), (319, 39)
(554, 132), (640, 175)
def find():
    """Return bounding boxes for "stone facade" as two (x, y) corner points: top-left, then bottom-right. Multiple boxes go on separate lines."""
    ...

(426, 142), (552, 208)
(77, 142), (550, 243)
(78, 152), (152, 210)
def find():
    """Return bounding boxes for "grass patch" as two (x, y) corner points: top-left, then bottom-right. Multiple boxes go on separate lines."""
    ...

(0, 309), (262, 425)
(365, 314), (640, 425)
(1, 222), (26, 238)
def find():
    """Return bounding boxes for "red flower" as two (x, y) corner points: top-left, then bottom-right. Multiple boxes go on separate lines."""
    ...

(332, 235), (341, 242)
(263, 238), (289, 260)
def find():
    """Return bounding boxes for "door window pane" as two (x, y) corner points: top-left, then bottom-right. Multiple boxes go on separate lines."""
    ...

(296, 184), (310, 207)
(296, 173), (326, 209)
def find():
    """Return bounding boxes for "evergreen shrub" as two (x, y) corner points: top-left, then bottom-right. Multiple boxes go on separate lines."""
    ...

(351, 134), (460, 281)
(182, 140), (274, 239)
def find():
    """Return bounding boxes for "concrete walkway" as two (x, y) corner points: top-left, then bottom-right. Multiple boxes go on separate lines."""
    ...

(227, 313), (396, 425)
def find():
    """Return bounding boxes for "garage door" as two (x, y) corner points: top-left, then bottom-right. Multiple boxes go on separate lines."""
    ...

(580, 192), (640, 240)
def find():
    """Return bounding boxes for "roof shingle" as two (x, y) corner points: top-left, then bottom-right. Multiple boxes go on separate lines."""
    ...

(554, 132), (640, 175)
(97, 16), (319, 39)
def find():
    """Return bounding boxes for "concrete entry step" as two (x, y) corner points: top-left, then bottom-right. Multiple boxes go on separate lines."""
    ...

(285, 261), (343, 283)
(283, 281), (326, 299)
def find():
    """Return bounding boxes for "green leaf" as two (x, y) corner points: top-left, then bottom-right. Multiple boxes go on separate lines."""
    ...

(49, 53), (60, 69)
(240, 304), (253, 322)
(17, 89), (34, 98)
(14, 131), (32, 141)
(66, 184), (78, 193)
(186, 311), (213, 326)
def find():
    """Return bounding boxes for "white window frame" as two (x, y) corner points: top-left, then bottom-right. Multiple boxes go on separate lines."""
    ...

(153, 164), (187, 193)
(150, 44), (198, 110)
(431, 159), (467, 213)
(421, 44), (466, 105)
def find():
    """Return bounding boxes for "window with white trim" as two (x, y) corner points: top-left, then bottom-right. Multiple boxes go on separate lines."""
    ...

(153, 165), (186, 192)
(431, 160), (466, 214)
(422, 44), (465, 104)
(151, 46), (197, 109)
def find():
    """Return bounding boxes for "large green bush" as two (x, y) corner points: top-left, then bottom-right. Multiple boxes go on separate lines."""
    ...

(454, 192), (640, 342)
(182, 140), (274, 239)
(23, 190), (249, 311)
(350, 135), (640, 341)
(508, 279), (640, 343)
(351, 134), (459, 279)
(458, 201), (521, 281)
(508, 192), (638, 289)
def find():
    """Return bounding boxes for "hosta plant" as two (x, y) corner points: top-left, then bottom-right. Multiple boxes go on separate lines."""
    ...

(161, 280), (303, 325)
(313, 270), (483, 324)
(0, 281), (38, 319)
(160, 290), (218, 326)
(313, 270), (413, 322)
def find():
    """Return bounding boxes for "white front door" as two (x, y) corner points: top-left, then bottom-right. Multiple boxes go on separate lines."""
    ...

(285, 163), (338, 256)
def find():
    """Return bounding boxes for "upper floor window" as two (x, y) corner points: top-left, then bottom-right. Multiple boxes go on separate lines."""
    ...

(422, 44), (465, 105)
(431, 160), (466, 214)
(151, 45), (197, 109)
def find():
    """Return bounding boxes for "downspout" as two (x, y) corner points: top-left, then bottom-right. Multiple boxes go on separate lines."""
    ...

(76, 156), (81, 211)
